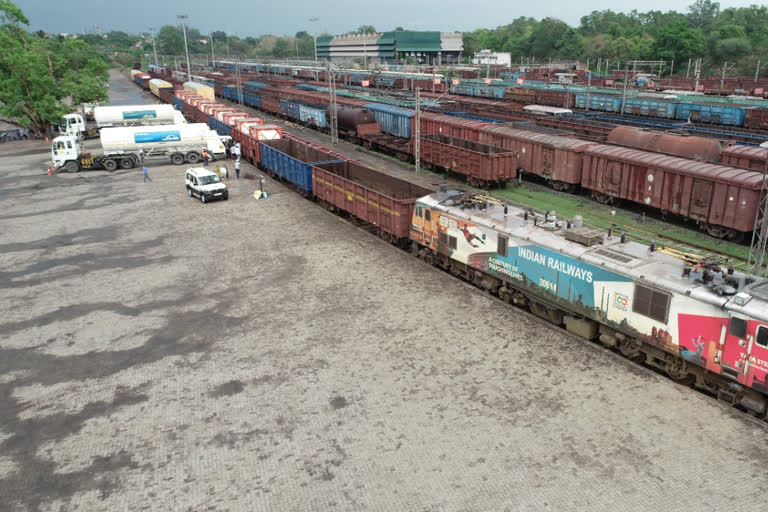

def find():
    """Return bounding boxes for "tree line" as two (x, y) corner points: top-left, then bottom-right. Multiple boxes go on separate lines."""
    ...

(462, 1), (767, 75)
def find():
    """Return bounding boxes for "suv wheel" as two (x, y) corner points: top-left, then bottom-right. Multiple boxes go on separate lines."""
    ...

(188, 187), (193, 197)
(200, 193), (207, 203)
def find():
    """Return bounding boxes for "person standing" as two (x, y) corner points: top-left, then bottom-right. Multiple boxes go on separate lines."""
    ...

(235, 158), (240, 179)
(143, 164), (152, 183)
(202, 148), (209, 167)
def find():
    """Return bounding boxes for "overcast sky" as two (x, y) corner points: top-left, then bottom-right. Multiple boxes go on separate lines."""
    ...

(21, 0), (759, 36)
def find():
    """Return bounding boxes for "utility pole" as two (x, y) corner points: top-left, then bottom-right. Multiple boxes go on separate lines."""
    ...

(586, 67), (592, 112)
(756, 59), (762, 83)
(235, 57), (243, 105)
(686, 58), (691, 79)
(149, 27), (158, 67)
(620, 60), (629, 115)
(748, 157), (768, 277)
(414, 87), (421, 175)
(719, 61), (728, 93)
(693, 58), (701, 93)
(328, 62), (338, 144)
(178, 14), (192, 82)
(310, 17), (319, 80)
(210, 31), (215, 65)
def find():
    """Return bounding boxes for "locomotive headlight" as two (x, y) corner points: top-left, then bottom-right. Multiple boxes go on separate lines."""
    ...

(647, 174), (654, 183)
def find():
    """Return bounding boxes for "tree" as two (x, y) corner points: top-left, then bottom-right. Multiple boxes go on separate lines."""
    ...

(0, 1), (108, 135)
(157, 25), (184, 55)
(357, 25), (376, 34)
(272, 37), (291, 58)
(394, 26), (404, 31)
(652, 19), (704, 61)
(688, 0), (720, 29)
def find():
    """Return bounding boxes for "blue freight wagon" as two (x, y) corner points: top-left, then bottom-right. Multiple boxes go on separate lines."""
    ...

(297, 83), (322, 91)
(259, 139), (344, 194)
(221, 86), (237, 101)
(622, 97), (678, 119)
(574, 93), (622, 113)
(363, 103), (415, 139)
(297, 103), (327, 128)
(208, 116), (231, 137)
(674, 102), (748, 127)
(242, 91), (261, 109)
(244, 81), (269, 92)
(450, 83), (506, 99)
(280, 99), (302, 121)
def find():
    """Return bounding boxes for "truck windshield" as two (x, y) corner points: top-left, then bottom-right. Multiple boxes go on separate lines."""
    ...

(198, 175), (220, 185)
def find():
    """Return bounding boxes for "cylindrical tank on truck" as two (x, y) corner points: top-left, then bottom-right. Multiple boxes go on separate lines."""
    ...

(94, 104), (186, 128)
(51, 123), (227, 173)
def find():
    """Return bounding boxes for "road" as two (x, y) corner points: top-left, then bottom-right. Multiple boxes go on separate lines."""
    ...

(0, 70), (765, 512)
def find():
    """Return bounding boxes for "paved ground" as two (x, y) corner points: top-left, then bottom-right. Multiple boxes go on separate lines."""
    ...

(0, 72), (766, 512)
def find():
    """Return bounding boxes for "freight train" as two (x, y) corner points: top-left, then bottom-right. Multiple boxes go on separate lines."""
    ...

(209, 78), (767, 241)
(139, 73), (768, 421)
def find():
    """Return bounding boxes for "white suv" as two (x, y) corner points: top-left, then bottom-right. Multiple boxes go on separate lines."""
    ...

(185, 168), (228, 203)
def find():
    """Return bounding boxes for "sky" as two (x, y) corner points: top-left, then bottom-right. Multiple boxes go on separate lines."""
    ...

(20, 0), (759, 37)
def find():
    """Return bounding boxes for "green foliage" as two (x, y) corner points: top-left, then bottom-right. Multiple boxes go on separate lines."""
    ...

(458, 3), (764, 73)
(652, 19), (704, 61)
(0, 1), (108, 135)
(357, 25), (376, 34)
(157, 25), (184, 55)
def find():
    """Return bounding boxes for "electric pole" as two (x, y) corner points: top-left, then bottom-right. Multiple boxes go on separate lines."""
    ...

(328, 62), (338, 144)
(693, 58), (701, 93)
(178, 14), (192, 82)
(210, 31), (215, 65)
(149, 27), (158, 67)
(414, 87), (421, 175)
(749, 158), (768, 277)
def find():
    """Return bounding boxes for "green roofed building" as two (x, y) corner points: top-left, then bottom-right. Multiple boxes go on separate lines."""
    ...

(316, 31), (463, 65)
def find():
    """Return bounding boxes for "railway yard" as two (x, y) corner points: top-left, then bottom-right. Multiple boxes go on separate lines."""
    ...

(3, 63), (768, 512)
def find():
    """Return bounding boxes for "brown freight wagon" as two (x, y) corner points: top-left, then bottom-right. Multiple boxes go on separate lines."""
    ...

(580, 144), (763, 240)
(534, 90), (576, 108)
(607, 126), (722, 162)
(260, 96), (281, 114)
(478, 126), (594, 190)
(721, 145), (768, 172)
(746, 109), (768, 130)
(312, 160), (431, 245)
(420, 134), (517, 188)
(158, 88), (175, 105)
(418, 112), (491, 141)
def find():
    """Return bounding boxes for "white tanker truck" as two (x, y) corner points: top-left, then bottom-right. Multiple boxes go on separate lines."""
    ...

(59, 104), (186, 138)
(51, 123), (228, 172)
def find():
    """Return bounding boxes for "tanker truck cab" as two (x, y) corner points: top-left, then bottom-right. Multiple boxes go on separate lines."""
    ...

(185, 168), (228, 203)
(59, 114), (86, 137)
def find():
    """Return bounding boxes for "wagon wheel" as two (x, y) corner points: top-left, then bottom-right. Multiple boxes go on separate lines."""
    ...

(591, 191), (616, 205)
(703, 223), (732, 240)
(552, 181), (576, 193)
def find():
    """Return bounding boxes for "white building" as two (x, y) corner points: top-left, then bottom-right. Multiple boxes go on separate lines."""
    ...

(472, 50), (511, 67)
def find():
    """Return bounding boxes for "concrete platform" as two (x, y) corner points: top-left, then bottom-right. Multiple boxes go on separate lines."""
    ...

(0, 71), (765, 512)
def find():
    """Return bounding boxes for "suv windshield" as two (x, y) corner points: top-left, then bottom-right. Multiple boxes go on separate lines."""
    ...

(198, 175), (220, 186)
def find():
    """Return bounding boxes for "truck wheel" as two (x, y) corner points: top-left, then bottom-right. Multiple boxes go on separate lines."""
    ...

(103, 159), (118, 172)
(64, 161), (80, 173)
(186, 152), (200, 164)
(120, 158), (134, 169)
(171, 153), (185, 165)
